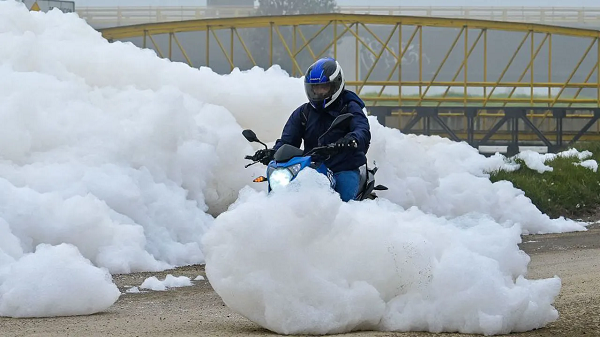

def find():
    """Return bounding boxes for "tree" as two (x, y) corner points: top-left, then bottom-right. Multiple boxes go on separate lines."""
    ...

(247, 0), (340, 75)
(254, 0), (338, 16)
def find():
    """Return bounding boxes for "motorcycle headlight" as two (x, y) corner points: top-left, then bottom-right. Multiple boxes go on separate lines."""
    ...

(287, 164), (302, 176)
(270, 168), (294, 190)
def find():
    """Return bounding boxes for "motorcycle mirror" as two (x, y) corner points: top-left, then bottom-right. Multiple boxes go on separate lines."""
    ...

(330, 113), (353, 129)
(320, 113), (354, 139)
(242, 129), (260, 143)
(242, 129), (268, 149)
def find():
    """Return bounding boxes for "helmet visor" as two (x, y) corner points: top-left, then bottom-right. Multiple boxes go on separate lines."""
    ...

(305, 82), (334, 102)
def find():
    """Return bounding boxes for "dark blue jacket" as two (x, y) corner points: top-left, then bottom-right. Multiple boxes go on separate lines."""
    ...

(274, 90), (371, 173)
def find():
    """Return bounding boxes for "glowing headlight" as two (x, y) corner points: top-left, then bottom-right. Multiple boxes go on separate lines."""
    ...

(287, 164), (302, 176)
(270, 168), (294, 189)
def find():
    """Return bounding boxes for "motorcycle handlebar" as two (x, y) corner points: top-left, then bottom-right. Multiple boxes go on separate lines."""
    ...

(305, 144), (337, 156)
(245, 141), (356, 162)
(307, 141), (357, 157)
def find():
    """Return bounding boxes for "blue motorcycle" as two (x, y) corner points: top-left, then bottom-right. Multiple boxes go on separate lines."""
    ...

(243, 113), (387, 201)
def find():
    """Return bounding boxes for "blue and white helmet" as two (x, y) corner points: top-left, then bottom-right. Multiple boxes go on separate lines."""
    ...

(304, 57), (345, 110)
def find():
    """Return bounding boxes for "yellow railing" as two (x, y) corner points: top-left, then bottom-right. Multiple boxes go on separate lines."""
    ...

(77, 6), (254, 27)
(79, 6), (600, 28)
(342, 6), (600, 25)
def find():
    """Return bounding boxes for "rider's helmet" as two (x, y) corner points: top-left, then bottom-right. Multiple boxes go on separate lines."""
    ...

(304, 57), (345, 110)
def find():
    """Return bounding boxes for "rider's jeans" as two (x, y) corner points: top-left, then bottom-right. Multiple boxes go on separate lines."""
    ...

(334, 169), (360, 202)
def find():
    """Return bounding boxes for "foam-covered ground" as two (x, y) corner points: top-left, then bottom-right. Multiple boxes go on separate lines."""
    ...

(0, 1), (591, 334)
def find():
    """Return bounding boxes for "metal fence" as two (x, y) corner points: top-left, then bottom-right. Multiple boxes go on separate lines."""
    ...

(78, 6), (600, 28)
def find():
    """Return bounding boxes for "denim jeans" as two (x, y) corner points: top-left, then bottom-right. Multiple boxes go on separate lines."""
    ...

(333, 169), (360, 202)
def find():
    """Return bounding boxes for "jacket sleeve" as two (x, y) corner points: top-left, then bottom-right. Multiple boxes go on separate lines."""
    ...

(346, 102), (371, 153)
(274, 105), (305, 151)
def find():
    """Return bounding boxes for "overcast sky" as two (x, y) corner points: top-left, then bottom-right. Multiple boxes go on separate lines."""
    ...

(71, 0), (600, 7)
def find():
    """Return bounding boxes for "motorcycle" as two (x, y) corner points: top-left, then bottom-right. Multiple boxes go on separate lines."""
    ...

(242, 113), (388, 201)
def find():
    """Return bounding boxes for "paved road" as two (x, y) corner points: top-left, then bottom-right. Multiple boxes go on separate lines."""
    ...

(1, 225), (599, 337)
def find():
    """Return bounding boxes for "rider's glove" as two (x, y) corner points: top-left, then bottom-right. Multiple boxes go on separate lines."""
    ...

(334, 135), (358, 151)
(256, 149), (275, 165)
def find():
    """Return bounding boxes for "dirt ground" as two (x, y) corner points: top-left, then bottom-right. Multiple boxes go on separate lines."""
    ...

(2, 224), (599, 337)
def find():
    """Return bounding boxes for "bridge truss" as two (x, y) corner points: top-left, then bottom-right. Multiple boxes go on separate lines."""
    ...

(99, 14), (600, 152)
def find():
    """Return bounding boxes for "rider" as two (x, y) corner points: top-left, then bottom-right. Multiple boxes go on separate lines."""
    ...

(256, 57), (371, 202)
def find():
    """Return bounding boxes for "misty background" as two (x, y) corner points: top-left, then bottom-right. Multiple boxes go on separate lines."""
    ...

(70, 0), (600, 7)
(75, 1), (600, 99)
(21, 0), (600, 112)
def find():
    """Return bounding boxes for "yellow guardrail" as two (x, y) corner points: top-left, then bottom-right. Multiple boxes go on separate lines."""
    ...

(79, 6), (600, 28)
(343, 6), (600, 25)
